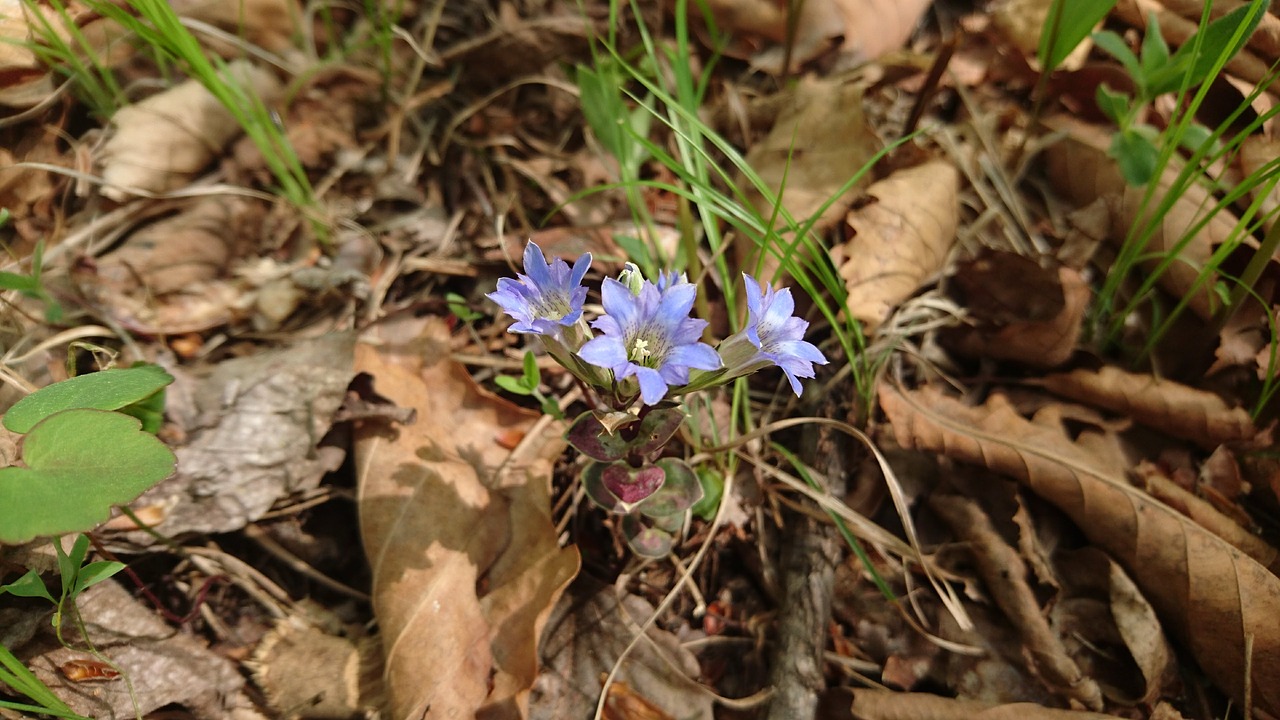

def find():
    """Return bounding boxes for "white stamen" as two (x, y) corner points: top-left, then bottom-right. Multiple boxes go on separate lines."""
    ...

(632, 338), (652, 361)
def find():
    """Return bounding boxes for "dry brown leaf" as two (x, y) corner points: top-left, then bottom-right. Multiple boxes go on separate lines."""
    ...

(945, 254), (1089, 368)
(0, 0), (129, 107)
(1040, 366), (1258, 449)
(96, 197), (253, 294)
(1044, 116), (1246, 319)
(250, 606), (383, 719)
(879, 383), (1280, 715)
(736, 75), (879, 281)
(726, 0), (931, 72)
(835, 159), (959, 331)
(530, 583), (714, 720)
(23, 580), (256, 719)
(931, 494), (1103, 710)
(126, 332), (355, 538)
(1054, 547), (1175, 704)
(171, 0), (299, 52)
(97, 60), (282, 200)
(354, 318), (578, 719)
(1135, 460), (1280, 574)
(845, 688), (1121, 719)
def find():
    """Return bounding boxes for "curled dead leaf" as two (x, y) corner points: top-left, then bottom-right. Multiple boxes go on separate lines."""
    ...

(97, 60), (282, 200)
(931, 494), (1103, 710)
(1040, 366), (1259, 450)
(738, 75), (879, 280)
(354, 318), (578, 719)
(836, 160), (959, 331)
(880, 383), (1280, 715)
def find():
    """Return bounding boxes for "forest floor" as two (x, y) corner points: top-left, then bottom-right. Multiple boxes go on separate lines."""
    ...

(2, 0), (1280, 719)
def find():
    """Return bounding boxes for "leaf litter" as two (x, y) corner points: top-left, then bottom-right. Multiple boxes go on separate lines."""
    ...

(4, 0), (1280, 718)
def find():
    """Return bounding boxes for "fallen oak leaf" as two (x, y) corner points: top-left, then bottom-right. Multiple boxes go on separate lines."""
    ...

(97, 59), (282, 201)
(836, 159), (959, 332)
(354, 317), (578, 719)
(879, 383), (1280, 716)
(1040, 366), (1259, 450)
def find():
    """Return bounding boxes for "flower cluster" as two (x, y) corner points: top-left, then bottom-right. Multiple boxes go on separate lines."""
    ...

(487, 241), (827, 556)
(488, 242), (826, 406)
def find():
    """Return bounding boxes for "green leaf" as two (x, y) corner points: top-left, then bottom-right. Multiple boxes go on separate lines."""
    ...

(539, 396), (564, 420)
(1038, 0), (1117, 71)
(0, 409), (177, 544)
(445, 292), (482, 322)
(1095, 84), (1132, 124)
(494, 375), (534, 395)
(1177, 122), (1219, 155)
(690, 466), (723, 520)
(1180, 1), (1266, 90)
(72, 560), (125, 597)
(1110, 126), (1161, 186)
(621, 515), (672, 558)
(1093, 30), (1144, 87)
(0, 271), (38, 293)
(576, 62), (628, 162)
(0, 569), (55, 603)
(1139, 11), (1170, 78)
(4, 365), (174, 434)
(55, 534), (90, 598)
(521, 351), (540, 389)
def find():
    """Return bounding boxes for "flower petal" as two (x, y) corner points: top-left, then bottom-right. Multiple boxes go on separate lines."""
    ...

(633, 366), (669, 405)
(523, 242), (552, 287)
(579, 336), (629, 370)
(668, 342), (722, 372)
(600, 277), (639, 328)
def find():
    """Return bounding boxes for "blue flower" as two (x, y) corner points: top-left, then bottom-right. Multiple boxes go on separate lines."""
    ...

(718, 274), (827, 396)
(487, 242), (591, 337)
(578, 273), (722, 405)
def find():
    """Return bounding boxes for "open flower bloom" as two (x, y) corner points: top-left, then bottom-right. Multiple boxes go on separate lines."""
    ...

(486, 242), (591, 338)
(717, 273), (827, 396)
(578, 273), (722, 405)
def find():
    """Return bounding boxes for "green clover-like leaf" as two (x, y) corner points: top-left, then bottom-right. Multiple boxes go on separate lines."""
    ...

(0, 409), (177, 544)
(4, 366), (173, 434)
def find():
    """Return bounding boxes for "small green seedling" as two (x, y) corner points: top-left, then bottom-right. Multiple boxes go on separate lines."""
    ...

(495, 351), (564, 419)
(1091, 4), (1264, 185)
(0, 365), (177, 544)
(1036, 0), (1117, 72)
(446, 292), (484, 323)
(0, 232), (62, 323)
(0, 642), (87, 719)
(0, 534), (125, 719)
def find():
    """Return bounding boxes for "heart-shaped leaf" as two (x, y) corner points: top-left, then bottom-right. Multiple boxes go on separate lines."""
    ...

(566, 413), (628, 462)
(629, 408), (685, 457)
(3, 366), (173, 434)
(582, 461), (622, 513)
(637, 458), (703, 518)
(602, 462), (665, 506)
(622, 515), (672, 558)
(0, 409), (177, 544)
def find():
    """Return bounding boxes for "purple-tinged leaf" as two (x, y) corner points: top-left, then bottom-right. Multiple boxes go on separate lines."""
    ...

(637, 458), (703, 518)
(566, 413), (628, 462)
(602, 462), (665, 505)
(581, 461), (621, 513)
(629, 408), (685, 457)
(622, 516), (673, 558)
